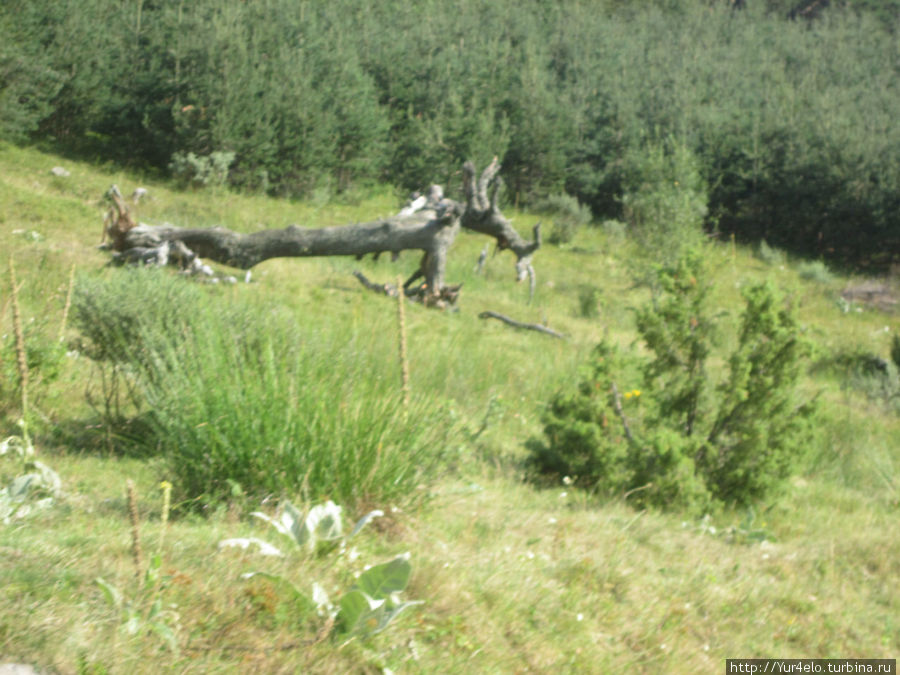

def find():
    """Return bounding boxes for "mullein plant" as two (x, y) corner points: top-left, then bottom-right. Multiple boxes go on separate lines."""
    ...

(9, 258), (29, 443)
(223, 500), (423, 641)
(94, 480), (180, 652)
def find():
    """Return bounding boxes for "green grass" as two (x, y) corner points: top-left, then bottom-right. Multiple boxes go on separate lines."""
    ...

(1, 142), (898, 672)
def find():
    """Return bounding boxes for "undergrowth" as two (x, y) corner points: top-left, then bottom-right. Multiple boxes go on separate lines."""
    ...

(72, 270), (455, 508)
(1, 143), (897, 673)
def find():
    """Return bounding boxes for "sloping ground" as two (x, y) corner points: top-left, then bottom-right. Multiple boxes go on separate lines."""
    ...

(0, 143), (897, 673)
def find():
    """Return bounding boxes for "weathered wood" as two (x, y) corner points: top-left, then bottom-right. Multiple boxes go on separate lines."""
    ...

(106, 161), (540, 306)
(477, 310), (566, 339)
(352, 271), (462, 307)
(352, 270), (397, 297)
(102, 185), (138, 249)
(461, 159), (541, 286)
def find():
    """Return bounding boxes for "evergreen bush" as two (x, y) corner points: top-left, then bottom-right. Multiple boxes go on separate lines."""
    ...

(619, 139), (709, 260)
(528, 250), (817, 510)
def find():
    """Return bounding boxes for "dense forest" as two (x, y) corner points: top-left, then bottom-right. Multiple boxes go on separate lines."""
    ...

(2, 0), (899, 265)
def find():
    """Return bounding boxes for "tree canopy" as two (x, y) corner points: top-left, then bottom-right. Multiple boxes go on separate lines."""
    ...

(2, 0), (899, 265)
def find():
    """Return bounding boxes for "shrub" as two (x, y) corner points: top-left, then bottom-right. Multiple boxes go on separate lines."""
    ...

(601, 219), (628, 245)
(73, 268), (203, 367)
(797, 260), (833, 284)
(619, 138), (709, 260)
(757, 240), (786, 266)
(526, 339), (710, 511)
(577, 285), (601, 319)
(168, 150), (235, 189)
(72, 270), (452, 508)
(528, 250), (816, 510)
(527, 342), (642, 495)
(71, 269), (207, 431)
(532, 193), (592, 246)
(700, 282), (818, 503)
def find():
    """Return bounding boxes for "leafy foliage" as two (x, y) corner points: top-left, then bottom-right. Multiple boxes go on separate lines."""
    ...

(231, 499), (421, 642)
(528, 251), (817, 509)
(0, 433), (62, 524)
(248, 500), (383, 555)
(336, 554), (423, 639)
(0, 13), (64, 143)
(620, 138), (709, 260)
(168, 151), (235, 190)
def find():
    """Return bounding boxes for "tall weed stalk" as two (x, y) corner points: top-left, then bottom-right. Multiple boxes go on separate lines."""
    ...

(9, 259), (29, 438)
(396, 275), (410, 413)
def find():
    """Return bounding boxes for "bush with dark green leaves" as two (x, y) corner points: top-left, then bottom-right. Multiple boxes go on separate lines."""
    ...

(528, 251), (817, 511)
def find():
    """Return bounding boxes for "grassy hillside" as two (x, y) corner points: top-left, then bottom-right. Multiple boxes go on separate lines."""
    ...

(0, 142), (897, 673)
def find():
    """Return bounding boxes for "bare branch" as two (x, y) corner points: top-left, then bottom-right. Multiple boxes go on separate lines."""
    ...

(462, 161), (479, 211)
(610, 383), (635, 443)
(489, 175), (503, 212)
(478, 311), (566, 339)
(353, 270), (396, 296)
(477, 156), (501, 210)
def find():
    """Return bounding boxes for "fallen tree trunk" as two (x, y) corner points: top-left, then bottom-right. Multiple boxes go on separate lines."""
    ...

(106, 160), (540, 306)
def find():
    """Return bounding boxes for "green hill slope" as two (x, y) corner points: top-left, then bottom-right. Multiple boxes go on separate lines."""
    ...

(0, 143), (897, 672)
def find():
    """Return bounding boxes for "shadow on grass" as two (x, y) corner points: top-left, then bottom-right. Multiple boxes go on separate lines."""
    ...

(41, 414), (160, 459)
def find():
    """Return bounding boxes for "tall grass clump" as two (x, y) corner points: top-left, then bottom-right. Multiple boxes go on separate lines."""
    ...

(146, 308), (450, 507)
(73, 271), (452, 508)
